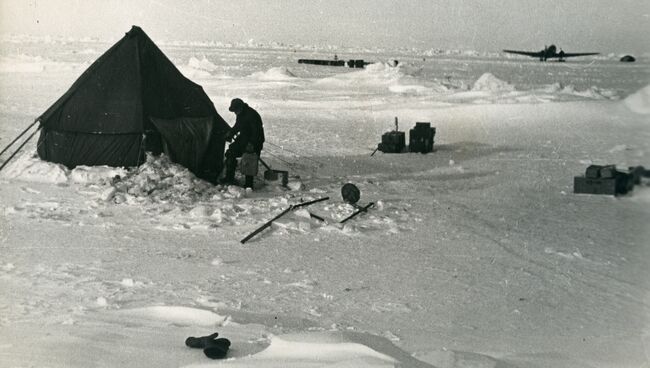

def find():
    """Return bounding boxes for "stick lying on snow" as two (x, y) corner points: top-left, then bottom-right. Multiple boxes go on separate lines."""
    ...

(240, 197), (329, 244)
(340, 202), (375, 224)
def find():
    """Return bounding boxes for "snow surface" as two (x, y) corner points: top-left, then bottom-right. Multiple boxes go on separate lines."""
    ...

(1, 39), (650, 368)
(625, 84), (650, 114)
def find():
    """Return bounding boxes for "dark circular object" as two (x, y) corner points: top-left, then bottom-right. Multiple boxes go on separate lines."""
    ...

(341, 183), (361, 204)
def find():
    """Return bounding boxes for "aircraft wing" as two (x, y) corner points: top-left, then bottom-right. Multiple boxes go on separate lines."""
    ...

(503, 50), (542, 58)
(559, 52), (599, 58)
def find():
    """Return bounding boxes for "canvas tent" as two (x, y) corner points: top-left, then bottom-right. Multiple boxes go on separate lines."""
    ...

(36, 25), (229, 180)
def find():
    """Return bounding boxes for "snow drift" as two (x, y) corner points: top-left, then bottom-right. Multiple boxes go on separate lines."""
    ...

(250, 67), (297, 81)
(471, 73), (515, 92)
(624, 84), (650, 114)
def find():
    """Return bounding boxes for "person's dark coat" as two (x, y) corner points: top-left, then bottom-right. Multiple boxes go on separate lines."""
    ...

(227, 103), (265, 155)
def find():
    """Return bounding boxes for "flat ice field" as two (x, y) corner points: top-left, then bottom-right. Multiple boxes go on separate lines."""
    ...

(1, 39), (649, 368)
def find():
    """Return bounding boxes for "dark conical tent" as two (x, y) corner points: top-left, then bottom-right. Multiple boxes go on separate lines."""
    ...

(36, 25), (229, 180)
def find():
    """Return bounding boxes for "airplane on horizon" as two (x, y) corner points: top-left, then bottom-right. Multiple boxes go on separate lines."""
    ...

(503, 45), (599, 61)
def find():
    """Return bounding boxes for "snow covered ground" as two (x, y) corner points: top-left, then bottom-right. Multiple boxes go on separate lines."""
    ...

(1, 39), (649, 368)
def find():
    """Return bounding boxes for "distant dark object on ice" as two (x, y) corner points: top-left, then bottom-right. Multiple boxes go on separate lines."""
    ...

(504, 44), (599, 61)
(620, 55), (636, 62)
(574, 165), (647, 196)
(298, 58), (370, 68)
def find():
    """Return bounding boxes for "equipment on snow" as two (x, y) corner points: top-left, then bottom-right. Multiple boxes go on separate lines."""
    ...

(377, 117), (405, 154)
(259, 157), (289, 187)
(341, 183), (361, 205)
(574, 165), (647, 195)
(340, 183), (374, 223)
(375, 118), (436, 154)
(409, 122), (436, 153)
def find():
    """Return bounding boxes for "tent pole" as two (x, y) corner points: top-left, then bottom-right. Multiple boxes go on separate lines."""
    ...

(0, 126), (42, 173)
(0, 119), (39, 157)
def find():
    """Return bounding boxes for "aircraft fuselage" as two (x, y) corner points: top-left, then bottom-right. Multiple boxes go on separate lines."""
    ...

(503, 45), (598, 61)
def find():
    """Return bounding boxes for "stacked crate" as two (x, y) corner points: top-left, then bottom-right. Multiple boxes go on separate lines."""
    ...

(409, 122), (435, 153)
(574, 165), (641, 195)
(378, 131), (406, 153)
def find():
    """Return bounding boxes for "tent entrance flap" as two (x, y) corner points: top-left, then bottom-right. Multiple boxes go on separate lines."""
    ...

(150, 116), (215, 175)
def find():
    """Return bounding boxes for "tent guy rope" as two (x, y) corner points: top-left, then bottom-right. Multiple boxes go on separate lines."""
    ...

(0, 125), (42, 173)
(0, 119), (39, 158)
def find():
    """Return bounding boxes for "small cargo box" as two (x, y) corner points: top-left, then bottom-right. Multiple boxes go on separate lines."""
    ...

(574, 172), (633, 196)
(378, 131), (405, 153)
(574, 177), (618, 195)
(409, 122), (435, 153)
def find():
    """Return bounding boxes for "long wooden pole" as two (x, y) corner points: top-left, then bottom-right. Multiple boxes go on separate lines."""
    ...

(240, 197), (329, 244)
(240, 206), (293, 244)
(292, 196), (329, 209)
(340, 202), (374, 224)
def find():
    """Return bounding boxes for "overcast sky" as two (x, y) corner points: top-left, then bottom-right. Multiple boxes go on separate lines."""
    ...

(1, 0), (649, 54)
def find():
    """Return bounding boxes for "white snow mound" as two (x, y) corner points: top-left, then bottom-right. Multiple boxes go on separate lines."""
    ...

(472, 73), (515, 92)
(187, 56), (218, 73)
(0, 151), (68, 183)
(624, 84), (650, 114)
(118, 306), (228, 327)
(250, 67), (297, 80)
(69, 165), (128, 184)
(315, 62), (434, 94)
(1, 151), (126, 184)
